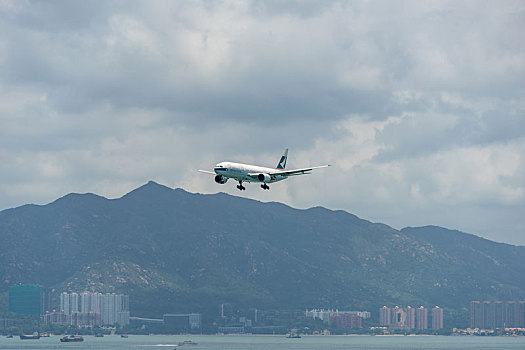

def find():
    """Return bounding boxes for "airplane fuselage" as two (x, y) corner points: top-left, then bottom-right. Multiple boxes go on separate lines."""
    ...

(199, 148), (329, 191)
(214, 162), (286, 183)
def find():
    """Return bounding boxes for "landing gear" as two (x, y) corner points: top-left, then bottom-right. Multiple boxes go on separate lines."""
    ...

(236, 181), (246, 191)
(261, 184), (270, 190)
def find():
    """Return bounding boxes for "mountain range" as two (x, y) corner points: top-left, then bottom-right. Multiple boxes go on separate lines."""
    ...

(1, 181), (524, 326)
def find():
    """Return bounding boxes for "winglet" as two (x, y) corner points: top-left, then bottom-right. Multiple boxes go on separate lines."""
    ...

(276, 148), (288, 169)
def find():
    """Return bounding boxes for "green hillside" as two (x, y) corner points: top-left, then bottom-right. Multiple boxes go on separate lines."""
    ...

(1, 181), (524, 326)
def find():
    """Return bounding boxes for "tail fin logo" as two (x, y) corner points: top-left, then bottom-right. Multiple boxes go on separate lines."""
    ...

(276, 148), (288, 169)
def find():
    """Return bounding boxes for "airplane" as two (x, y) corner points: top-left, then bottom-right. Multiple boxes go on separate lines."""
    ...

(198, 149), (330, 191)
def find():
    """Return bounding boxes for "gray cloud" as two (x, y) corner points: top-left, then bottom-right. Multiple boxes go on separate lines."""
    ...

(0, 0), (524, 245)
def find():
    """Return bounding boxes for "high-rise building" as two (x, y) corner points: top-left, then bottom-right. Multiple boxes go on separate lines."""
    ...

(379, 306), (391, 326)
(392, 306), (407, 329)
(470, 301), (525, 329)
(432, 306), (443, 330)
(470, 301), (482, 328)
(40, 288), (52, 315)
(220, 303), (233, 319)
(99, 293), (129, 325)
(380, 305), (434, 330)
(493, 301), (504, 329)
(482, 301), (493, 329)
(518, 301), (525, 328)
(8, 284), (42, 315)
(58, 292), (129, 326)
(505, 301), (518, 328)
(80, 292), (92, 313)
(43, 311), (68, 325)
(328, 313), (363, 329)
(60, 292), (80, 315)
(306, 309), (370, 324)
(248, 308), (258, 323)
(416, 306), (428, 330)
(405, 306), (415, 329)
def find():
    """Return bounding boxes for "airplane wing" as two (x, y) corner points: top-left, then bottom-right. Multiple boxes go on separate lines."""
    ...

(198, 170), (216, 175)
(267, 165), (330, 177)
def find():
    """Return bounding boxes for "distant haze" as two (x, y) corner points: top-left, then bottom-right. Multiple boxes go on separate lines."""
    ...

(0, 1), (523, 245)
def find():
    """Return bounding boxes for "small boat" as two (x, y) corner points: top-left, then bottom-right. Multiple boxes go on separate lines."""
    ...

(20, 332), (40, 340)
(177, 340), (198, 346)
(60, 335), (84, 342)
(95, 333), (104, 337)
(6, 335), (13, 338)
(121, 334), (129, 338)
(40, 332), (51, 337)
(286, 332), (301, 338)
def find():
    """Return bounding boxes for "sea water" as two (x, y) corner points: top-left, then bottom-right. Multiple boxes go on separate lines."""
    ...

(1, 334), (524, 350)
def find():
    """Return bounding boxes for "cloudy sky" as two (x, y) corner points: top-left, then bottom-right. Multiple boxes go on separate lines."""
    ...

(1, 1), (524, 245)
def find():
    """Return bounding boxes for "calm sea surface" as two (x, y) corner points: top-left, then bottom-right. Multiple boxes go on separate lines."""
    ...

(1, 335), (524, 350)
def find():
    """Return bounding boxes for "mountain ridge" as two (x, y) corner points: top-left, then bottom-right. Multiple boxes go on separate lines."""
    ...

(1, 181), (524, 326)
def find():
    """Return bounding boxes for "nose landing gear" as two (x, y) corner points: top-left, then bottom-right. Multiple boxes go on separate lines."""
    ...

(261, 184), (270, 190)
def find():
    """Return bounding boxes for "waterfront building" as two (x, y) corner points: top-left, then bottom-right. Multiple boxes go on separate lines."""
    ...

(470, 300), (525, 329)
(470, 301), (482, 328)
(163, 313), (202, 331)
(305, 309), (333, 322)
(80, 292), (92, 313)
(58, 292), (129, 326)
(416, 306), (428, 330)
(43, 311), (68, 325)
(328, 313), (363, 329)
(379, 306), (391, 326)
(248, 308), (258, 323)
(392, 306), (407, 329)
(379, 305), (431, 330)
(60, 292), (80, 315)
(517, 301), (525, 328)
(218, 326), (244, 334)
(305, 309), (371, 324)
(505, 301), (518, 328)
(482, 301), (493, 329)
(8, 284), (42, 315)
(406, 306), (415, 329)
(350, 311), (371, 319)
(494, 301), (504, 329)
(41, 288), (52, 315)
(70, 311), (102, 327)
(220, 303), (233, 319)
(0, 318), (15, 328)
(432, 306), (443, 329)
(250, 326), (287, 334)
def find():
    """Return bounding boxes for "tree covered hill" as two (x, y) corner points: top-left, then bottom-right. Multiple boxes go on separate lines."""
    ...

(1, 181), (524, 322)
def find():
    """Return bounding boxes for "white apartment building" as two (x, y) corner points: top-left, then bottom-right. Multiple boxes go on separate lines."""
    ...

(60, 292), (129, 326)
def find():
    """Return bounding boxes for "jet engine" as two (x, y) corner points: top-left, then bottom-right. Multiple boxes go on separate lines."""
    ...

(257, 173), (271, 182)
(214, 175), (228, 184)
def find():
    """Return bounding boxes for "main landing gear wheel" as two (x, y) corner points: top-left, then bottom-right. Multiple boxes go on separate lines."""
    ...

(261, 184), (270, 190)
(236, 181), (246, 191)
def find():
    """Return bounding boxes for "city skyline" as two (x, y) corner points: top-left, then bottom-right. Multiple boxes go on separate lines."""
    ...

(1, 1), (524, 246)
(5, 283), (525, 334)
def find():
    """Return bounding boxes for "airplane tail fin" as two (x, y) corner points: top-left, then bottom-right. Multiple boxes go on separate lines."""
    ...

(276, 148), (288, 169)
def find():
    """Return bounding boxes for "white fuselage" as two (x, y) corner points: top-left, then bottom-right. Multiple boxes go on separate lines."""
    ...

(214, 162), (286, 183)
